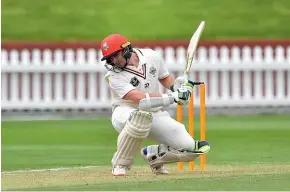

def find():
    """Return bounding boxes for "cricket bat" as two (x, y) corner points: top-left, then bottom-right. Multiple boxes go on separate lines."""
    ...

(183, 21), (205, 81)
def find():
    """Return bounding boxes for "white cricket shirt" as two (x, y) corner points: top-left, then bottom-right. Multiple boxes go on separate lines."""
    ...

(105, 48), (169, 110)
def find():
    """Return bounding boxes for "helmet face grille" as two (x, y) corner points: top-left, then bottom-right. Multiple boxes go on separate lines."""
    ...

(122, 44), (133, 60)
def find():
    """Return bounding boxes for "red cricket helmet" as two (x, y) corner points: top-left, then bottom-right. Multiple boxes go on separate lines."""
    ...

(100, 34), (131, 61)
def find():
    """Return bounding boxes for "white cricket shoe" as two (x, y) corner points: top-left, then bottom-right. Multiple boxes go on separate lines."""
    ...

(151, 164), (169, 175)
(112, 165), (128, 176)
(141, 147), (169, 175)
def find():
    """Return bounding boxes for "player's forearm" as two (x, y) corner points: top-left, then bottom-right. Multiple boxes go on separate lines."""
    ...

(159, 74), (175, 90)
(123, 90), (162, 104)
(123, 90), (174, 111)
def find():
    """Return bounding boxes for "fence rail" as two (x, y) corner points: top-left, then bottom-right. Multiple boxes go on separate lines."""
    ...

(2, 45), (290, 111)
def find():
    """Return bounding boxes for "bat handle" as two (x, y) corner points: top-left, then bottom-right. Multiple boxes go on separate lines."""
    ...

(191, 81), (204, 85)
(184, 73), (204, 86)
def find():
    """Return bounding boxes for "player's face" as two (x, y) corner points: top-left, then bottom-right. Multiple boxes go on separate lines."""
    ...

(109, 51), (127, 68)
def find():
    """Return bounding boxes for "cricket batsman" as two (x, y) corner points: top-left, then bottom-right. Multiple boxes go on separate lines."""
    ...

(101, 34), (211, 176)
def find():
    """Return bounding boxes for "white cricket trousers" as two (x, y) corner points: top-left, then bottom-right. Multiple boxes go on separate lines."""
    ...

(112, 105), (195, 150)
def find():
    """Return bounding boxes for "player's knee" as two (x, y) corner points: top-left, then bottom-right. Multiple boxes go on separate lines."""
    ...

(124, 110), (153, 138)
(112, 118), (126, 133)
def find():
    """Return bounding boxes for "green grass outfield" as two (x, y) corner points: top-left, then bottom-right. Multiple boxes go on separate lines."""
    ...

(2, 115), (290, 190)
(2, 0), (290, 41)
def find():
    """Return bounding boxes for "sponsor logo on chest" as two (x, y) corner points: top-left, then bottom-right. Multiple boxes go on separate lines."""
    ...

(130, 77), (140, 87)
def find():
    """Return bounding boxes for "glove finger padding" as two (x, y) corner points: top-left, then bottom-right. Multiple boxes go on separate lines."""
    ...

(177, 99), (189, 105)
(181, 81), (195, 92)
(177, 88), (191, 101)
(169, 88), (191, 105)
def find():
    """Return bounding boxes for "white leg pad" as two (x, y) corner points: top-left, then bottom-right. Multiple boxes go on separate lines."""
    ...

(113, 110), (153, 167)
(145, 144), (201, 168)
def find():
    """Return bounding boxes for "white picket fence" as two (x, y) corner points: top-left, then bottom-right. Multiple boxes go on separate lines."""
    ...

(1, 45), (290, 111)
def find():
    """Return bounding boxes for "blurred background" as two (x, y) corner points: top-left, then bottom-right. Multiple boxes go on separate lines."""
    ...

(1, 0), (290, 190)
(1, 0), (290, 119)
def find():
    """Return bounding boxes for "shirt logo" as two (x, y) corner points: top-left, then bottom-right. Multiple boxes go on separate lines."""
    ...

(130, 77), (140, 87)
(149, 66), (156, 77)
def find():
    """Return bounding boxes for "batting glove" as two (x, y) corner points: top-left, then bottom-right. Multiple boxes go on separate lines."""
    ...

(169, 87), (191, 105)
(181, 80), (196, 93)
(169, 76), (187, 92)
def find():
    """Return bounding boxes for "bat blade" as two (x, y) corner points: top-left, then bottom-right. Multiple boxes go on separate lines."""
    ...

(184, 21), (205, 77)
